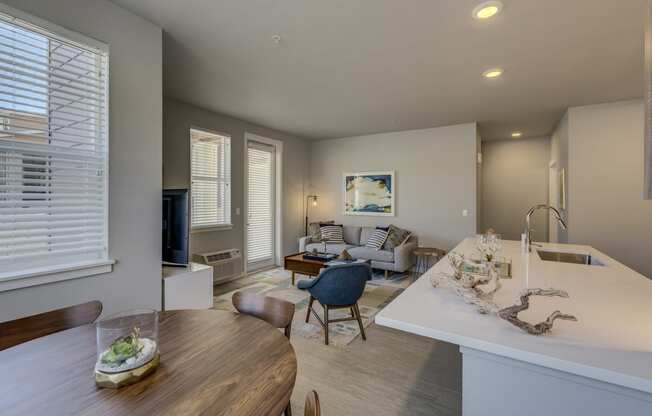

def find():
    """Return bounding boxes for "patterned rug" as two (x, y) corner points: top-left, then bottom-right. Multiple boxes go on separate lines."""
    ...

(213, 268), (411, 347)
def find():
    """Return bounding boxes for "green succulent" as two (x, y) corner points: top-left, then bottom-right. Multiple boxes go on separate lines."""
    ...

(100, 327), (143, 366)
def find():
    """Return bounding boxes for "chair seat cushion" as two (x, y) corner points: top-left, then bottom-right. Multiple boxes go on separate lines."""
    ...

(348, 246), (394, 262)
(306, 243), (355, 255)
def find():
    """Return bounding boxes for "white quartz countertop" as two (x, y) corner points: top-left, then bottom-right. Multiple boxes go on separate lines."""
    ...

(376, 238), (652, 393)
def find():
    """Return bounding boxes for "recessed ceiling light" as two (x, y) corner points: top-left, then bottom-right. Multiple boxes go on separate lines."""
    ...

(483, 68), (504, 79)
(512, 132), (523, 138)
(473, 1), (503, 20)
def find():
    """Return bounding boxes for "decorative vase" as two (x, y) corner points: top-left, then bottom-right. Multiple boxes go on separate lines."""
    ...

(95, 309), (160, 388)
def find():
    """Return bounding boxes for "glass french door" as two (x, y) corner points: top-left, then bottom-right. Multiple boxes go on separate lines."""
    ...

(246, 141), (276, 270)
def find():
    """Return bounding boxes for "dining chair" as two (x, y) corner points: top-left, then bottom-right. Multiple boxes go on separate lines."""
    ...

(297, 263), (371, 345)
(304, 390), (321, 416)
(0, 300), (103, 351)
(231, 291), (296, 416)
(231, 291), (295, 339)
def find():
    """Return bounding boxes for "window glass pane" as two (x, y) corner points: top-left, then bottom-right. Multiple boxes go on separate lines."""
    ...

(190, 129), (231, 228)
(0, 13), (109, 275)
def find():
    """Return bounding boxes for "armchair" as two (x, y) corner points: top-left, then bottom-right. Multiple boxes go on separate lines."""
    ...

(297, 263), (371, 345)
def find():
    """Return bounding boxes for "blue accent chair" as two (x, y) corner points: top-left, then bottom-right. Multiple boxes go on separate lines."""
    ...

(297, 263), (371, 345)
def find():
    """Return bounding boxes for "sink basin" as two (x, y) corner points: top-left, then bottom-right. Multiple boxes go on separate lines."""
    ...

(537, 250), (605, 266)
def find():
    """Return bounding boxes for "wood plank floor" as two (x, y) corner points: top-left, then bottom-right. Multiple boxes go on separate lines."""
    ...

(215, 278), (462, 416)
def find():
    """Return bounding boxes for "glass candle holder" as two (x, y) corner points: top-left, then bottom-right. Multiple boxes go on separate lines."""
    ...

(95, 309), (159, 374)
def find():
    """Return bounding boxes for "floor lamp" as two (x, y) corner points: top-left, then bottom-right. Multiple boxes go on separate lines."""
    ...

(305, 195), (318, 236)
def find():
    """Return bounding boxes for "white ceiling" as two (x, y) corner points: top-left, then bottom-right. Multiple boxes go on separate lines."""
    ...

(111, 0), (646, 140)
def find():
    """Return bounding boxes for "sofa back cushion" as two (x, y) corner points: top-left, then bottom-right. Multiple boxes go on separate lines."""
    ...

(342, 226), (362, 246)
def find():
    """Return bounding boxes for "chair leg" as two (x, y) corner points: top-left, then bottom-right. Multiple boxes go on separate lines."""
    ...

(284, 403), (292, 416)
(384, 269), (389, 279)
(354, 303), (366, 341)
(306, 296), (314, 323)
(324, 305), (329, 346)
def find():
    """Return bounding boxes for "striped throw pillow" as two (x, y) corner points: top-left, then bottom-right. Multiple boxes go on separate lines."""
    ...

(320, 225), (344, 243)
(365, 229), (389, 250)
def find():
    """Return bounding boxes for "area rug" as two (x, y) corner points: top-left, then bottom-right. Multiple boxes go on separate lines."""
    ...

(213, 268), (410, 347)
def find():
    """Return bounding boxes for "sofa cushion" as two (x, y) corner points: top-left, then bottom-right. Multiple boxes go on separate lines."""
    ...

(342, 226), (362, 246)
(306, 243), (355, 255)
(383, 224), (412, 250)
(349, 246), (394, 262)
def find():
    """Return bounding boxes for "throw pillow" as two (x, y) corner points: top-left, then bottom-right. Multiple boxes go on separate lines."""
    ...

(365, 229), (389, 250)
(338, 249), (353, 260)
(383, 224), (411, 250)
(320, 224), (344, 243)
(308, 220), (333, 239)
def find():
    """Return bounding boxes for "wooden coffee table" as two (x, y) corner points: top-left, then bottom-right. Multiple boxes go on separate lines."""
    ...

(284, 253), (328, 285)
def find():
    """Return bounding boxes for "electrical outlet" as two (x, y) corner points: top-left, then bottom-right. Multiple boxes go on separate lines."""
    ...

(462, 209), (469, 217)
(235, 208), (241, 215)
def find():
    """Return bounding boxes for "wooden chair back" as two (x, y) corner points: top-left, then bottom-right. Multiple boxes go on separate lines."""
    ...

(304, 390), (321, 416)
(232, 292), (295, 339)
(0, 300), (103, 351)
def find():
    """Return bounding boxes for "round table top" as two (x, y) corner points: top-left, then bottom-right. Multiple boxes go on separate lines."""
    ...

(0, 309), (297, 416)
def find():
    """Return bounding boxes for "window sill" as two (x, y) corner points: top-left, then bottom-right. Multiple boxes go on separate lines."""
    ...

(0, 259), (116, 293)
(191, 224), (234, 234)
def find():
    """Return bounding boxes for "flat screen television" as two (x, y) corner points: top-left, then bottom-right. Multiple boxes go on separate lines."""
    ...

(162, 189), (189, 265)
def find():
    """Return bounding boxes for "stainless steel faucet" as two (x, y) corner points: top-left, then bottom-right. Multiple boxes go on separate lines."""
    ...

(525, 204), (568, 251)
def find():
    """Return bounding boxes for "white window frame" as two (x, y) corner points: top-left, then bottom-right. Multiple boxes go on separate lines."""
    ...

(190, 127), (232, 232)
(0, 4), (114, 292)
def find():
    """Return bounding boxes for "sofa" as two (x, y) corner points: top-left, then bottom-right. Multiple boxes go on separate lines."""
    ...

(299, 225), (418, 274)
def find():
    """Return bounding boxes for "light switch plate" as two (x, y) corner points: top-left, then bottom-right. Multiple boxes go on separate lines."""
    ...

(462, 209), (469, 217)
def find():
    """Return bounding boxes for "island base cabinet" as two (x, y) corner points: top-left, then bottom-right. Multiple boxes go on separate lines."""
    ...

(461, 347), (652, 416)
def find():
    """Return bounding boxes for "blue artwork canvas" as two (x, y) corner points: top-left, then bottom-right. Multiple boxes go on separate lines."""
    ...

(343, 171), (395, 216)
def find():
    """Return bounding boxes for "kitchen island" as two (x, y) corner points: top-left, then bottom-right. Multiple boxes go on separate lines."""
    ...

(376, 238), (652, 416)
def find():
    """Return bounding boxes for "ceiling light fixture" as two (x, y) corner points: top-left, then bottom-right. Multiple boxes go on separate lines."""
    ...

(473, 1), (503, 20)
(483, 68), (504, 79)
(512, 132), (523, 138)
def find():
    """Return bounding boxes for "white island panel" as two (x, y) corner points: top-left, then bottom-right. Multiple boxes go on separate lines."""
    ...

(376, 238), (652, 414)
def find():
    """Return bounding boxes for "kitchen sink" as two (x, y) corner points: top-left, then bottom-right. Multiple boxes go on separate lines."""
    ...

(537, 250), (605, 266)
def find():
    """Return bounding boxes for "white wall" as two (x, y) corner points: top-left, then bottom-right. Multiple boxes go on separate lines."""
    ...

(163, 98), (309, 264)
(549, 113), (570, 243)
(0, 0), (163, 321)
(482, 137), (551, 241)
(566, 100), (652, 278)
(309, 124), (478, 250)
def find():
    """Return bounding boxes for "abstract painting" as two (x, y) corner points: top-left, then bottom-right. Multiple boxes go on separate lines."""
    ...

(343, 171), (395, 216)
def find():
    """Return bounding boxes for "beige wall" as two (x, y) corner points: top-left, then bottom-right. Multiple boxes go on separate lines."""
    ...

(163, 98), (310, 266)
(308, 124), (478, 251)
(482, 137), (551, 241)
(0, 0), (163, 321)
(566, 100), (652, 278)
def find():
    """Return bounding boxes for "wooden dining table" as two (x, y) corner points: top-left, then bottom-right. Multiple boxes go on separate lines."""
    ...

(0, 309), (297, 416)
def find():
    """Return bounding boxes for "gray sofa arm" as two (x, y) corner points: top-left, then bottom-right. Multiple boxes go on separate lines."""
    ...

(299, 236), (314, 252)
(393, 236), (418, 273)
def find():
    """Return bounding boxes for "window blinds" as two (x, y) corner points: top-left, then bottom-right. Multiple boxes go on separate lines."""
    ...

(190, 129), (231, 229)
(0, 12), (109, 275)
(247, 142), (274, 265)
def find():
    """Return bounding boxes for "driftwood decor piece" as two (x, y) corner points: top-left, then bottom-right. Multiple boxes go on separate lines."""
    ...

(430, 253), (502, 314)
(498, 289), (578, 335)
